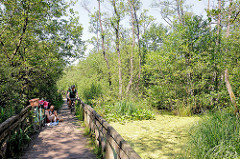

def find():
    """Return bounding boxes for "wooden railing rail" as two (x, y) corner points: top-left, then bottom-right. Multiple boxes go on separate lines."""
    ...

(80, 100), (141, 159)
(0, 105), (37, 158)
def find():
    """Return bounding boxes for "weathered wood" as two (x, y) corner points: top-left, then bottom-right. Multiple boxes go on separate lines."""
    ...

(0, 106), (32, 136)
(79, 100), (141, 159)
(20, 111), (30, 122)
(0, 117), (21, 141)
(0, 105), (34, 158)
(0, 115), (19, 135)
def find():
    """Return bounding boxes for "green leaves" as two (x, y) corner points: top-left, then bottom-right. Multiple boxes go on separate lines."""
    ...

(0, 0), (84, 123)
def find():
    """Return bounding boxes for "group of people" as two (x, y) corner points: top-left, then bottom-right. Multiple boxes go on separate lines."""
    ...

(36, 85), (79, 125)
(39, 99), (59, 124)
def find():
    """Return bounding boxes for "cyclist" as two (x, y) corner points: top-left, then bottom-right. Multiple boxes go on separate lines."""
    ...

(67, 85), (79, 107)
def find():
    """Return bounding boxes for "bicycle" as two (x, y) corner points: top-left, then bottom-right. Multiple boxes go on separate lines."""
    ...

(33, 104), (46, 133)
(38, 102), (47, 127)
(69, 98), (76, 115)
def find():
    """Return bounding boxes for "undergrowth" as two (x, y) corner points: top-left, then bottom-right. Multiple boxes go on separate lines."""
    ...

(75, 101), (84, 121)
(187, 109), (240, 158)
(92, 98), (155, 123)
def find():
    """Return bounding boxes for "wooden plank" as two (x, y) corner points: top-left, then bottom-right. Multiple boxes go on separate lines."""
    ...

(0, 115), (19, 134)
(0, 105), (31, 134)
(107, 135), (121, 158)
(119, 148), (129, 159)
(99, 135), (106, 152)
(0, 118), (20, 141)
(0, 106), (32, 141)
(19, 105), (32, 116)
(20, 112), (30, 122)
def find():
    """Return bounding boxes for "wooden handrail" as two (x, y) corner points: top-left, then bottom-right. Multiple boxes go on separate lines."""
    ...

(0, 105), (38, 158)
(79, 100), (141, 159)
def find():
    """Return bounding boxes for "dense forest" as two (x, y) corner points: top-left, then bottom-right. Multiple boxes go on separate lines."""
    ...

(56, 0), (240, 157)
(58, 0), (240, 116)
(0, 0), (84, 123)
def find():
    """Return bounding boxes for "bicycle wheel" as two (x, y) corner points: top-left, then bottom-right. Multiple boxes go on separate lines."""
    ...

(70, 104), (73, 114)
(72, 106), (75, 115)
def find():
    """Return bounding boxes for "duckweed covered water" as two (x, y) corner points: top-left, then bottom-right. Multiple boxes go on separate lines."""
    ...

(111, 114), (199, 159)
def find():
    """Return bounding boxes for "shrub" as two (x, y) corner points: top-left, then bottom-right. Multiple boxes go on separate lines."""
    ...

(75, 101), (84, 121)
(6, 126), (33, 157)
(83, 83), (102, 105)
(105, 100), (155, 122)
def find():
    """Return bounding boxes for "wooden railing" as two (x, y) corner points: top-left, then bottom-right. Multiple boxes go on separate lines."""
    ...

(80, 100), (142, 159)
(0, 105), (43, 158)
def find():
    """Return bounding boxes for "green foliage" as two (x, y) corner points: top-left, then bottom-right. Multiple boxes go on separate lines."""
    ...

(75, 101), (84, 121)
(83, 83), (103, 105)
(143, 15), (233, 115)
(0, 0), (84, 123)
(187, 110), (240, 158)
(93, 99), (155, 123)
(52, 94), (64, 111)
(6, 125), (33, 157)
(58, 0), (240, 124)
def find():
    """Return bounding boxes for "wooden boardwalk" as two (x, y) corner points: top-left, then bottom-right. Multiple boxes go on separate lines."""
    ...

(21, 99), (96, 159)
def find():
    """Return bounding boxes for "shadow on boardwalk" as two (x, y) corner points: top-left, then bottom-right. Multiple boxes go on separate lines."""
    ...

(21, 99), (96, 159)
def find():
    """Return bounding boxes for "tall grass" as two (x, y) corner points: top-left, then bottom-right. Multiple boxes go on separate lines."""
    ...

(102, 101), (155, 123)
(187, 110), (240, 158)
(75, 101), (84, 121)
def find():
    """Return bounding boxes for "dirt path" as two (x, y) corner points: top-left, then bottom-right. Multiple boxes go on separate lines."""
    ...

(22, 99), (96, 159)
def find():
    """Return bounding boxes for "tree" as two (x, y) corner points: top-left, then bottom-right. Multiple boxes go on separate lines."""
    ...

(109, 0), (125, 98)
(226, 0), (232, 37)
(126, 0), (135, 93)
(0, 0), (84, 122)
(98, 0), (112, 87)
(152, 0), (186, 26)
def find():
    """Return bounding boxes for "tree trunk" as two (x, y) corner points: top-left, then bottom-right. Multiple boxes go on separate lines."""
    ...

(208, 0), (211, 29)
(224, 69), (239, 115)
(185, 51), (194, 97)
(226, 0), (232, 37)
(126, 0), (135, 93)
(211, 0), (221, 94)
(176, 0), (182, 24)
(112, 0), (123, 97)
(133, 2), (141, 91)
(216, 0), (221, 46)
(96, 20), (99, 53)
(98, 0), (112, 87)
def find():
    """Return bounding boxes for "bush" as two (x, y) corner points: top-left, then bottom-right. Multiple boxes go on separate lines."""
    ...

(51, 93), (64, 110)
(83, 83), (102, 105)
(6, 125), (33, 157)
(75, 101), (84, 121)
(103, 100), (155, 123)
(187, 110), (240, 158)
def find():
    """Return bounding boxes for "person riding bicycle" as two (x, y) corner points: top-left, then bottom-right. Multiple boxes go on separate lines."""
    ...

(67, 85), (79, 107)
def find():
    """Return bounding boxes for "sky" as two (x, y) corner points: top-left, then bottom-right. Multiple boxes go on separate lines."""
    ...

(67, 0), (217, 59)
